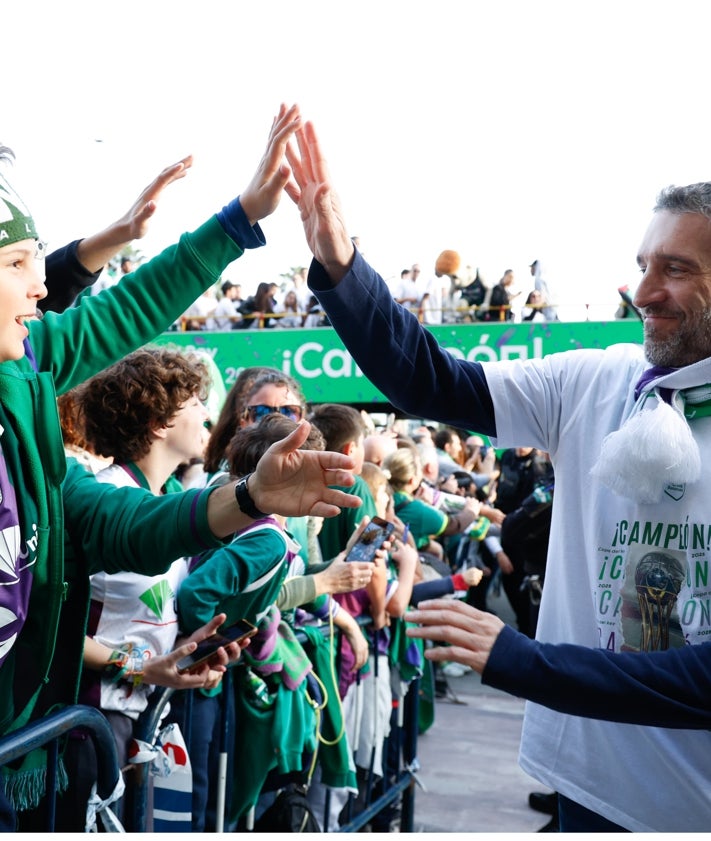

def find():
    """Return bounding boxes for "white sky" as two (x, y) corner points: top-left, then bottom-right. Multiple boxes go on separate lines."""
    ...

(4, 0), (711, 320)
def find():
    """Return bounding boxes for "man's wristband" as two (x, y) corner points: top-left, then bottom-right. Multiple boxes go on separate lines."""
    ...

(234, 473), (269, 519)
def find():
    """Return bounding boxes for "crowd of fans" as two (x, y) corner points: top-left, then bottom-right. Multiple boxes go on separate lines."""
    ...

(0, 108), (560, 831)
(57, 280), (553, 830)
(175, 267), (331, 331)
(172, 255), (560, 331)
(52, 348), (550, 832)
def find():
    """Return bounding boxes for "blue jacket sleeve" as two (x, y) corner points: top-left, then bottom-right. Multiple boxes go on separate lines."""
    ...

(43, 240), (101, 314)
(216, 198), (266, 249)
(308, 252), (497, 435)
(482, 624), (711, 728)
(410, 577), (456, 605)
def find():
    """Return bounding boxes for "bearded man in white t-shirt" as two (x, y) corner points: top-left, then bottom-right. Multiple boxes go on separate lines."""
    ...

(284, 120), (711, 833)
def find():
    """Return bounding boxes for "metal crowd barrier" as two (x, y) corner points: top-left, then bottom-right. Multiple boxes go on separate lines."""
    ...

(0, 705), (122, 832)
(0, 621), (421, 833)
(127, 620), (420, 832)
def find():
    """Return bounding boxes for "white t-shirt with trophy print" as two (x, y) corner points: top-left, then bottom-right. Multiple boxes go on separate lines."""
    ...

(486, 342), (711, 833)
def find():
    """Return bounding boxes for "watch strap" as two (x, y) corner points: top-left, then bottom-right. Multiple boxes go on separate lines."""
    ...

(234, 473), (269, 519)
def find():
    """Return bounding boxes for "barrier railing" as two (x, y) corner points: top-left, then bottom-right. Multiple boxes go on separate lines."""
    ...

(0, 705), (122, 832)
(174, 300), (556, 331)
(126, 619), (419, 832)
(0, 621), (420, 833)
(176, 308), (325, 331)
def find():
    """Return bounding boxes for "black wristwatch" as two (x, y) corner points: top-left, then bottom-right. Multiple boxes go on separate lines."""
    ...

(234, 473), (269, 519)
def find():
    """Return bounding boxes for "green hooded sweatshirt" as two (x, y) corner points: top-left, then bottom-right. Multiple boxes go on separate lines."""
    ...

(0, 214), (250, 808)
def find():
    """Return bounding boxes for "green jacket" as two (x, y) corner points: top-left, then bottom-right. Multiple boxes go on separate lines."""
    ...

(317, 475), (378, 560)
(229, 662), (318, 823)
(0, 215), (244, 738)
(299, 625), (357, 790)
(178, 519), (294, 634)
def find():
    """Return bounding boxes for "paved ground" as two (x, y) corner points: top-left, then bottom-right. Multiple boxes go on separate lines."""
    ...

(410, 591), (555, 834)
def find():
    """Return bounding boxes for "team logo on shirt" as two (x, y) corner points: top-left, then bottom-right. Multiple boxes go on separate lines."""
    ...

(0, 607), (17, 661)
(139, 579), (175, 622)
(0, 523), (38, 582)
(664, 482), (685, 501)
(0, 525), (20, 583)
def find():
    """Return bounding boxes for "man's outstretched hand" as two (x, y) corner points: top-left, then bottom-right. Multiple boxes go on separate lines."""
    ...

(251, 420), (361, 518)
(284, 120), (355, 283)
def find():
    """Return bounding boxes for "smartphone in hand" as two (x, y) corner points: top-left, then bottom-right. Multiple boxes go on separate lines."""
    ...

(176, 618), (257, 674)
(345, 516), (395, 563)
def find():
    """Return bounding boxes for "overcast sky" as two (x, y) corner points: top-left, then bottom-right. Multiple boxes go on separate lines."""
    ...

(5, 0), (711, 320)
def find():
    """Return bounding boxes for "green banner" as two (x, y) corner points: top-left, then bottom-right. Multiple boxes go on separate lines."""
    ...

(153, 320), (644, 405)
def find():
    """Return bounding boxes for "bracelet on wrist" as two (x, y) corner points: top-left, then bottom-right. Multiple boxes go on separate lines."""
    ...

(234, 473), (269, 519)
(468, 516), (490, 541)
(103, 650), (144, 687)
(125, 654), (145, 687)
(104, 650), (129, 683)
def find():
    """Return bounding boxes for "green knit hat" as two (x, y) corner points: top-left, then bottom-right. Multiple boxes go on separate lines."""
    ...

(0, 172), (37, 247)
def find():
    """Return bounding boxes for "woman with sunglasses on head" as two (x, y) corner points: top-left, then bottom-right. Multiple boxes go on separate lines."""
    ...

(197, 367), (366, 630)
(201, 367), (272, 479)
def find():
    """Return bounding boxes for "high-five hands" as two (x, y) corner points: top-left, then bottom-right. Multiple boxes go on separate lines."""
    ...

(240, 103), (302, 227)
(284, 119), (355, 283)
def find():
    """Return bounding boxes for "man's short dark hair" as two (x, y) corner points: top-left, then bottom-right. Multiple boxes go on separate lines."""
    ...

(309, 403), (365, 453)
(434, 427), (456, 450)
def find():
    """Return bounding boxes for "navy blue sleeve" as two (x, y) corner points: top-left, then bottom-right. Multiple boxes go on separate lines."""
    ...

(309, 252), (497, 435)
(216, 198), (266, 250)
(483, 624), (711, 729)
(43, 240), (101, 314)
(410, 577), (456, 606)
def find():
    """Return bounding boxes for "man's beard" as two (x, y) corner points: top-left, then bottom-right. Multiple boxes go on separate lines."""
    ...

(643, 309), (711, 366)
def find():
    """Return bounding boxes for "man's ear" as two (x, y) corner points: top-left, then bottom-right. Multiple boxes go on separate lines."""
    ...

(343, 440), (356, 458)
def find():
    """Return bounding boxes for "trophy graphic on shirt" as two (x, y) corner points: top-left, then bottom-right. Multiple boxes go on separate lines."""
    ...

(634, 551), (685, 651)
